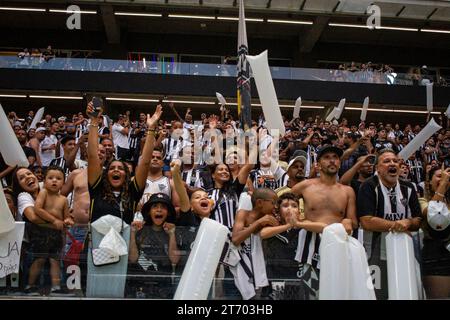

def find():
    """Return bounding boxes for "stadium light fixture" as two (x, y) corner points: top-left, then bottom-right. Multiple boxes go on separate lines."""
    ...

(49, 9), (97, 14)
(267, 19), (313, 25)
(420, 28), (450, 34)
(29, 95), (83, 100)
(114, 12), (162, 17)
(0, 6), (46, 12)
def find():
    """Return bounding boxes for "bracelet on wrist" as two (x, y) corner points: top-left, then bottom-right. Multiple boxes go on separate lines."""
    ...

(435, 191), (445, 198)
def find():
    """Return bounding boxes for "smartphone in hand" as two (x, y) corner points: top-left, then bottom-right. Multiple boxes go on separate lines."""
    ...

(90, 97), (103, 117)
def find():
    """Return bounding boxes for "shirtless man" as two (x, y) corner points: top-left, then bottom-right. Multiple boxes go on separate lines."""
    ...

(61, 144), (106, 225)
(291, 145), (358, 234)
(290, 145), (358, 299)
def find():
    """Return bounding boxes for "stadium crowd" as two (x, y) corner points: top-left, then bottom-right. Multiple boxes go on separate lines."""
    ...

(0, 100), (449, 300)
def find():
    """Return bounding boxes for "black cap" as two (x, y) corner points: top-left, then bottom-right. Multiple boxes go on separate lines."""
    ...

(317, 145), (343, 160)
(141, 193), (176, 224)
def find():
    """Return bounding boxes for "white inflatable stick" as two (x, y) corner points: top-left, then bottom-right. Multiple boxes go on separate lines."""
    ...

(386, 232), (419, 300)
(174, 218), (229, 300)
(335, 98), (346, 120)
(398, 118), (441, 160)
(293, 97), (301, 119)
(319, 223), (350, 300)
(360, 97), (369, 122)
(426, 83), (433, 112)
(347, 237), (376, 300)
(30, 107), (45, 130)
(445, 104), (450, 118)
(246, 50), (285, 136)
(216, 92), (227, 107)
(325, 107), (339, 122)
(0, 104), (29, 168)
(0, 186), (15, 235)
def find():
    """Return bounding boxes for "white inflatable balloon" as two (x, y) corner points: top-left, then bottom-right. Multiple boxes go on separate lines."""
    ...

(335, 98), (346, 120)
(0, 186), (15, 235)
(0, 104), (29, 168)
(426, 83), (433, 112)
(174, 218), (229, 300)
(215, 92), (227, 107)
(319, 223), (375, 300)
(319, 223), (350, 300)
(398, 118), (441, 160)
(325, 107), (339, 122)
(445, 104), (450, 118)
(385, 232), (419, 300)
(347, 237), (376, 300)
(360, 97), (370, 122)
(246, 50), (285, 136)
(293, 97), (301, 119)
(30, 107), (45, 130)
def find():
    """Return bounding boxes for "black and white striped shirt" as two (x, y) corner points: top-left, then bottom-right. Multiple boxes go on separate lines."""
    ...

(75, 121), (88, 140)
(208, 180), (245, 229)
(162, 136), (183, 162)
(49, 156), (70, 177)
(128, 130), (139, 150)
(249, 167), (286, 190)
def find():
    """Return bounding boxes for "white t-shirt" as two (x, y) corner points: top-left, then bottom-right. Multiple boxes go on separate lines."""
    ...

(18, 192), (35, 219)
(40, 134), (58, 167)
(112, 123), (129, 149)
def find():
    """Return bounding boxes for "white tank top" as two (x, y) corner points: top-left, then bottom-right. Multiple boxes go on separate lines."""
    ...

(139, 176), (172, 205)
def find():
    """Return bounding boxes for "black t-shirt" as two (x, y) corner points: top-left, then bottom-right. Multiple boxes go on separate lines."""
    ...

(262, 230), (301, 280)
(88, 174), (143, 224)
(135, 226), (174, 275)
(350, 179), (363, 200)
(176, 209), (201, 227)
(357, 175), (421, 261)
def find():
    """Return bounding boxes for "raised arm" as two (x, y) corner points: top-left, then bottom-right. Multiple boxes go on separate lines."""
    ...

(339, 154), (371, 185)
(170, 160), (190, 213)
(134, 105), (163, 191)
(86, 102), (102, 186)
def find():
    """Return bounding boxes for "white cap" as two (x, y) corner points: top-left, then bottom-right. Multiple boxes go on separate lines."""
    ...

(427, 201), (450, 231)
(35, 127), (46, 133)
(58, 116), (66, 122)
(287, 156), (307, 171)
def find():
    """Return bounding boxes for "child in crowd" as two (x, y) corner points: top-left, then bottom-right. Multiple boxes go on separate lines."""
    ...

(25, 165), (73, 295)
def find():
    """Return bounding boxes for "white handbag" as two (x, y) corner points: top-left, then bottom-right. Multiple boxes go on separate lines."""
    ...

(92, 247), (120, 266)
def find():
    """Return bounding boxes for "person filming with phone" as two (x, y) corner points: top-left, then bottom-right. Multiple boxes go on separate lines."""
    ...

(340, 153), (375, 198)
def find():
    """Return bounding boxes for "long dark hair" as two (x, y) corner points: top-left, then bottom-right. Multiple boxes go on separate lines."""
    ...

(101, 159), (132, 213)
(11, 166), (39, 199)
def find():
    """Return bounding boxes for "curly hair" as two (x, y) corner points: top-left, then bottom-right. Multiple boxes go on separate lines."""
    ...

(101, 159), (132, 213)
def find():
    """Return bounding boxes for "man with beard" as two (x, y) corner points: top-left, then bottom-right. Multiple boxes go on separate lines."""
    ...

(290, 145), (358, 299)
(357, 149), (422, 299)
